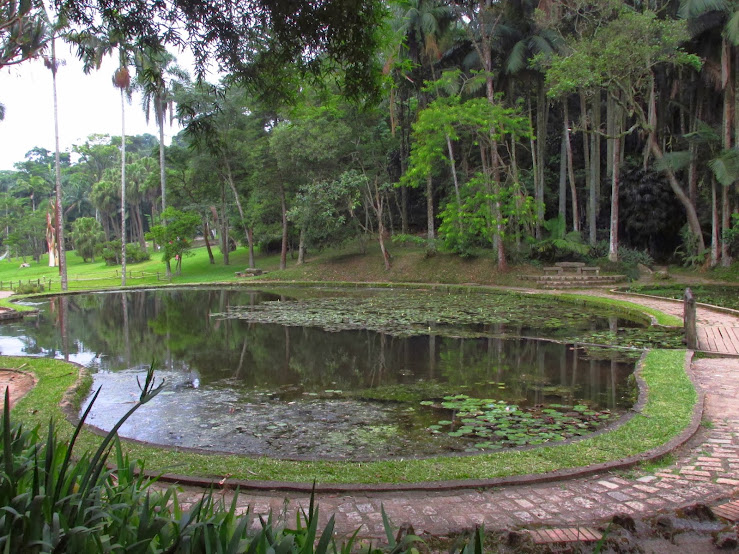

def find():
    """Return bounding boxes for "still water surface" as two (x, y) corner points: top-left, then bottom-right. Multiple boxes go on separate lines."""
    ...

(0, 288), (640, 458)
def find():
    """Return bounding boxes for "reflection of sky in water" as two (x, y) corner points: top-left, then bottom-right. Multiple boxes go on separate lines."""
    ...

(0, 334), (97, 366)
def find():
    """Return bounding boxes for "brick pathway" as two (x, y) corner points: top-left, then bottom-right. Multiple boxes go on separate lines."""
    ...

(176, 293), (739, 539)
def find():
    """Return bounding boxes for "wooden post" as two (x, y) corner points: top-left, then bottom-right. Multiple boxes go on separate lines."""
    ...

(684, 288), (697, 349)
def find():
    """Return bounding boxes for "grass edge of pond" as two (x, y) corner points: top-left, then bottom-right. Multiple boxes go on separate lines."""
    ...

(6, 349), (694, 484)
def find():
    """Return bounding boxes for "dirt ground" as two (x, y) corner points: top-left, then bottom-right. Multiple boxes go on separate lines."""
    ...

(0, 368), (36, 410)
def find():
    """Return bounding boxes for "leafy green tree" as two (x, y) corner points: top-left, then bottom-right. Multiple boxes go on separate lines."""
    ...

(70, 217), (104, 262)
(57, 0), (385, 101)
(145, 207), (200, 275)
(403, 74), (533, 260)
(6, 209), (46, 262)
(0, 0), (46, 69)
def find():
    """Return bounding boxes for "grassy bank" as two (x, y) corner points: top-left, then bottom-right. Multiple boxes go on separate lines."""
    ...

(6, 349), (694, 484)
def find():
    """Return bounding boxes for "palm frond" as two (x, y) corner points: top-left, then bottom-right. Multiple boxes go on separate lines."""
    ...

(678, 0), (729, 19)
(654, 150), (692, 172)
(709, 149), (739, 186)
(504, 41), (528, 74)
(726, 10), (739, 44)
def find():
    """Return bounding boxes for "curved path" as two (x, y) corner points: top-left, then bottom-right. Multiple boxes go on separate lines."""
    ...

(175, 290), (739, 539)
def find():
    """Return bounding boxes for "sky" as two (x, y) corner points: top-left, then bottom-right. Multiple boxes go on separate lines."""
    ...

(0, 43), (190, 171)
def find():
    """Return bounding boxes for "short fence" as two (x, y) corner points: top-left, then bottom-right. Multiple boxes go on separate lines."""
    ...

(0, 270), (171, 291)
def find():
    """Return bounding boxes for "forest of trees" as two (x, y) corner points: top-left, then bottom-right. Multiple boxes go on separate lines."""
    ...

(2, 0), (739, 283)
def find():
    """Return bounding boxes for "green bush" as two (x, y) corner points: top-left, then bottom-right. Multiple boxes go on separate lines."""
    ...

(723, 213), (739, 257)
(13, 282), (44, 294)
(70, 217), (105, 262)
(101, 241), (151, 265)
(594, 259), (641, 281)
(588, 241), (654, 267)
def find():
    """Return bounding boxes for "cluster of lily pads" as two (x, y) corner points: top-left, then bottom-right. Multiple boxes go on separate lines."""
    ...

(420, 394), (613, 451)
(213, 290), (646, 342)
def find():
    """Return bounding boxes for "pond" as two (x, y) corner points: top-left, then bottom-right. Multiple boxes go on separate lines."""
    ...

(0, 287), (645, 459)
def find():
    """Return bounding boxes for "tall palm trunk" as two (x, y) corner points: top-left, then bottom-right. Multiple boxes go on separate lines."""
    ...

(120, 88), (127, 287)
(535, 83), (548, 238)
(564, 101), (579, 232)
(157, 97), (172, 278)
(608, 97), (622, 263)
(51, 36), (67, 291)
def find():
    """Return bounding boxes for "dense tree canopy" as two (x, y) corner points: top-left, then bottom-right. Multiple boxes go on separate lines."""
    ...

(1, 0), (738, 273)
(54, 0), (386, 101)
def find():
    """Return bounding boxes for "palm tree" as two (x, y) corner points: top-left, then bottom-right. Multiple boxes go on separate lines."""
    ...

(500, 0), (563, 239)
(70, 28), (136, 285)
(680, 0), (738, 266)
(40, 6), (68, 289)
(135, 48), (188, 277)
(113, 57), (132, 286)
(391, 0), (456, 246)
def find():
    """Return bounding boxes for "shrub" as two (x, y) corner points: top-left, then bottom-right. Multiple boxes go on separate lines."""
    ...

(529, 216), (590, 263)
(101, 241), (151, 265)
(126, 243), (151, 264)
(588, 241), (654, 267)
(595, 260), (641, 281)
(723, 213), (739, 257)
(70, 217), (104, 262)
(13, 282), (44, 294)
(674, 225), (707, 267)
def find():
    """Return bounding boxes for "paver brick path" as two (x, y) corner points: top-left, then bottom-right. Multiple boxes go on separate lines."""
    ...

(176, 292), (739, 539)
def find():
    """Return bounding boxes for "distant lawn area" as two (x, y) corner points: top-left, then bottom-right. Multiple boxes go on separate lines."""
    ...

(0, 242), (528, 295)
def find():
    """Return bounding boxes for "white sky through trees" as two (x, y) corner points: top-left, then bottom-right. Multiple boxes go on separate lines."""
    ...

(0, 42), (188, 170)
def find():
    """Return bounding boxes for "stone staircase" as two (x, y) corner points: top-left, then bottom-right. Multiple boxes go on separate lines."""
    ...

(523, 262), (626, 288)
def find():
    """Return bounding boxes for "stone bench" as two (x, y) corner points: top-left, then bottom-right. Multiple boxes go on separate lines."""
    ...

(543, 266), (563, 275)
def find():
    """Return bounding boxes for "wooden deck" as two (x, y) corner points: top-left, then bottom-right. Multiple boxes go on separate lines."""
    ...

(697, 326), (739, 355)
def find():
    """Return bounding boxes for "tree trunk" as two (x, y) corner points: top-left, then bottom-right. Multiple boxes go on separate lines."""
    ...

(279, 184), (288, 270)
(711, 178), (719, 267)
(446, 134), (461, 206)
(297, 227), (305, 265)
(426, 175), (435, 243)
(247, 227), (255, 268)
(535, 83), (548, 239)
(51, 36), (67, 291)
(608, 129), (621, 262)
(375, 186), (391, 271)
(580, 92), (595, 245)
(224, 159), (255, 268)
(722, 183), (732, 266)
(136, 205), (146, 249)
(203, 217), (215, 264)
(559, 124), (567, 220)
(592, 88), (602, 212)
(157, 99), (171, 278)
(120, 87), (127, 287)
(564, 102), (579, 232)
(606, 94), (615, 179)
(649, 140), (706, 252)
(220, 188), (229, 265)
